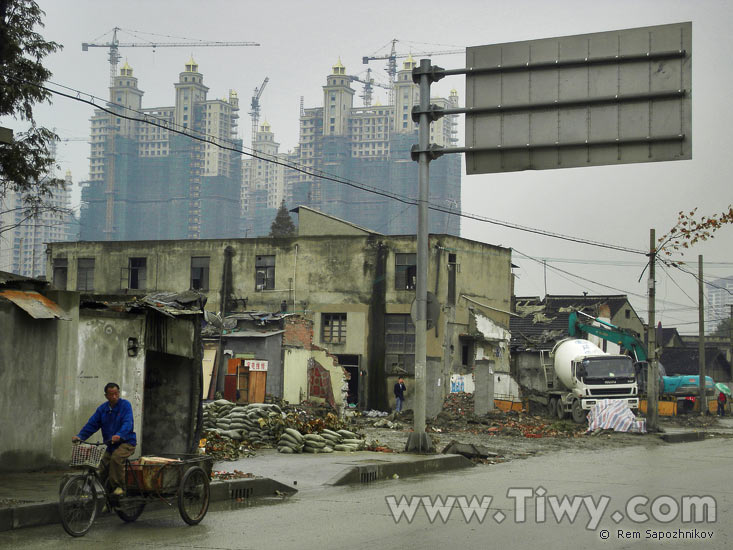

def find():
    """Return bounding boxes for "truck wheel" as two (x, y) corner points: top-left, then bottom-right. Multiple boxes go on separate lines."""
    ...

(571, 399), (587, 424)
(556, 398), (566, 420)
(548, 397), (557, 418)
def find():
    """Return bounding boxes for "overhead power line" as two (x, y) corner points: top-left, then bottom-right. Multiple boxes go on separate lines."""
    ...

(11, 75), (649, 255)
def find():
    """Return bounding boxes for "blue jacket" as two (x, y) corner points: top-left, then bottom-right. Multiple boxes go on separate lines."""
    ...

(77, 398), (137, 452)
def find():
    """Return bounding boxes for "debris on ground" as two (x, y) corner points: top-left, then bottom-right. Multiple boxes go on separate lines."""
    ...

(211, 469), (256, 481)
(442, 440), (501, 460)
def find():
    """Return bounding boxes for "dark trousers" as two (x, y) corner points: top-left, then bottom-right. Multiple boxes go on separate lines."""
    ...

(718, 402), (726, 416)
(99, 443), (135, 489)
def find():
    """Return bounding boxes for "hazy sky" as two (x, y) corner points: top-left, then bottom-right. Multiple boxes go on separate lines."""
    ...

(10, 0), (733, 332)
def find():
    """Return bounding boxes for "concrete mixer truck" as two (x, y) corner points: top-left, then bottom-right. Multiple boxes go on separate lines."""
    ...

(546, 338), (639, 423)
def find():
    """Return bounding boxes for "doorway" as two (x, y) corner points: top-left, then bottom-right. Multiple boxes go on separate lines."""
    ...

(336, 354), (360, 408)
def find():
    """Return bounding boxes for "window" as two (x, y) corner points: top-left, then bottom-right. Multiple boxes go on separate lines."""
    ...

(191, 257), (210, 291)
(322, 313), (347, 344)
(625, 309), (631, 319)
(52, 258), (67, 290)
(77, 258), (95, 291)
(385, 314), (415, 374)
(395, 253), (416, 290)
(128, 257), (147, 290)
(255, 255), (275, 290)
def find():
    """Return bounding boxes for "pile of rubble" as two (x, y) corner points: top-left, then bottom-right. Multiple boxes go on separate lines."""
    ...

(429, 393), (584, 438)
(203, 430), (257, 461)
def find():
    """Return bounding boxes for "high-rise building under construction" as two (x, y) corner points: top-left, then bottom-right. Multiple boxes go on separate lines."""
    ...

(289, 57), (461, 236)
(242, 57), (461, 237)
(80, 59), (242, 241)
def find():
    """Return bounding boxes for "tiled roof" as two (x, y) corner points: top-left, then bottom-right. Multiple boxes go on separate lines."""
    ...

(510, 294), (637, 351)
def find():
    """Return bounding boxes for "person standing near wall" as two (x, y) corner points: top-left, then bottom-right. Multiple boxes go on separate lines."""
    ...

(394, 377), (406, 413)
(72, 382), (137, 496)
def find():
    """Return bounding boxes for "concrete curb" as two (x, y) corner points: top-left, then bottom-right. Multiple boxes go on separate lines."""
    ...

(326, 454), (474, 486)
(0, 477), (296, 533)
(660, 431), (706, 443)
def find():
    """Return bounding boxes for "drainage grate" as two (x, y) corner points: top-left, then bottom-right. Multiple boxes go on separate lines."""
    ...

(231, 487), (253, 500)
(360, 466), (378, 484)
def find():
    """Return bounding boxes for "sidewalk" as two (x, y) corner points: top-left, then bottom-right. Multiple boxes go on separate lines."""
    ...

(0, 449), (473, 532)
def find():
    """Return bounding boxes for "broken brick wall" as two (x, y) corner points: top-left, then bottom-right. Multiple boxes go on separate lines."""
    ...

(282, 315), (347, 409)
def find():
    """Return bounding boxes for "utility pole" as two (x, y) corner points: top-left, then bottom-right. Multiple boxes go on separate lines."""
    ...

(729, 304), (733, 366)
(646, 229), (658, 431)
(698, 255), (708, 415)
(405, 58), (437, 453)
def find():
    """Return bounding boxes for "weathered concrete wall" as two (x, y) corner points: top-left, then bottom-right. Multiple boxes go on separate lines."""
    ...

(513, 351), (546, 392)
(282, 348), (346, 408)
(74, 310), (146, 454)
(48, 290), (80, 465)
(0, 302), (60, 471)
(474, 360), (494, 415)
(283, 348), (309, 404)
(47, 231), (512, 411)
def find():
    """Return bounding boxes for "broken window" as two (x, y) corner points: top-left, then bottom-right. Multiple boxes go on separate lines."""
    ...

(128, 257), (147, 290)
(76, 258), (95, 291)
(255, 255), (275, 291)
(53, 258), (68, 290)
(385, 314), (415, 374)
(191, 256), (210, 291)
(395, 253), (416, 290)
(322, 313), (347, 344)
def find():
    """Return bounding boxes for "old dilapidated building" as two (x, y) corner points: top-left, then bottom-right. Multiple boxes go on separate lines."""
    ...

(0, 273), (204, 472)
(47, 207), (512, 413)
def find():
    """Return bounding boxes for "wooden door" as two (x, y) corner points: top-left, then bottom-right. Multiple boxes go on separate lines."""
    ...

(248, 371), (267, 403)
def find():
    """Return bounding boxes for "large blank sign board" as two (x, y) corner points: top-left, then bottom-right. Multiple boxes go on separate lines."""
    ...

(465, 22), (691, 174)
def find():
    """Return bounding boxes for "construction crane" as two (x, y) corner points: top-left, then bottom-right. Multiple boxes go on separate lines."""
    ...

(82, 27), (260, 86)
(349, 68), (390, 107)
(249, 77), (269, 148)
(362, 38), (464, 84)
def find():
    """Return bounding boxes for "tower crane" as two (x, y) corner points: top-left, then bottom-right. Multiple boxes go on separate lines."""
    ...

(362, 38), (464, 84)
(82, 27), (260, 86)
(249, 77), (269, 148)
(349, 68), (390, 107)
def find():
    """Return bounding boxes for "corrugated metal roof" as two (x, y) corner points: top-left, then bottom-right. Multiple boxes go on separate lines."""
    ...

(222, 329), (285, 338)
(0, 290), (70, 320)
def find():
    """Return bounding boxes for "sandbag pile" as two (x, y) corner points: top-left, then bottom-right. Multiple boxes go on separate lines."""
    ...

(277, 427), (366, 454)
(203, 400), (283, 446)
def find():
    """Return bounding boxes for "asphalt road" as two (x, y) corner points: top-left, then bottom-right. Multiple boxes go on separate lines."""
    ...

(2, 437), (731, 549)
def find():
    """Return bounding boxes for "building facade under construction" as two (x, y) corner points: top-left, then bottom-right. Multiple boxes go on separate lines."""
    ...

(80, 59), (242, 241)
(243, 57), (461, 237)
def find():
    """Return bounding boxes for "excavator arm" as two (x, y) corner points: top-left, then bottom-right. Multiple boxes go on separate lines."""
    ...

(568, 312), (648, 362)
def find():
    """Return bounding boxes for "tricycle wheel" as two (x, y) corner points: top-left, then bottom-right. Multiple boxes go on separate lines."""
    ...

(59, 474), (98, 537)
(116, 497), (146, 522)
(178, 466), (210, 525)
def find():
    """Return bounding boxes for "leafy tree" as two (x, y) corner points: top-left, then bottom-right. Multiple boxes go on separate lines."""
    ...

(0, 0), (66, 236)
(269, 201), (296, 238)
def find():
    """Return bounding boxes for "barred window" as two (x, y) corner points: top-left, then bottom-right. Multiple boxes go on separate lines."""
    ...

(322, 313), (347, 344)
